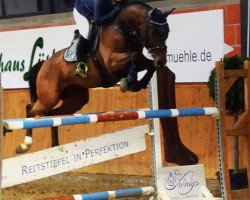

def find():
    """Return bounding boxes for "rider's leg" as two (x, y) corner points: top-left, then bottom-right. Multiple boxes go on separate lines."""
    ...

(94, 0), (114, 25)
(94, 0), (124, 26)
(73, 8), (91, 77)
(73, 8), (90, 62)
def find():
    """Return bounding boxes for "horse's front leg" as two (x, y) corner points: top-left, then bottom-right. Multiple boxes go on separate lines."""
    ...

(120, 54), (156, 92)
(137, 66), (155, 89)
(106, 52), (137, 90)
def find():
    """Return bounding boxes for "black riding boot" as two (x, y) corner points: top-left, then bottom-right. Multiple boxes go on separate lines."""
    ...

(75, 34), (89, 78)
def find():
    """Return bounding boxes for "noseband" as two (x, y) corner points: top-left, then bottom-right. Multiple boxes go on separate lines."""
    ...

(113, 7), (169, 55)
(147, 44), (167, 54)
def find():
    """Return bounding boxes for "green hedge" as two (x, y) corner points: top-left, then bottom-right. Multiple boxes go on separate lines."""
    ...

(207, 55), (249, 115)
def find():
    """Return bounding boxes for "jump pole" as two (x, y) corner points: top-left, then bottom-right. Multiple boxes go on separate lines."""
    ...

(41, 186), (155, 200)
(2, 73), (219, 200)
(3, 107), (218, 131)
(148, 73), (220, 200)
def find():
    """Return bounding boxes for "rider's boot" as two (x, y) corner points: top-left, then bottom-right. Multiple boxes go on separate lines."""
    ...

(75, 34), (89, 78)
(157, 67), (199, 166)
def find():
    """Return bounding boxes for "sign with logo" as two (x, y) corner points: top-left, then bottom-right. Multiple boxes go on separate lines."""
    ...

(0, 25), (76, 89)
(158, 164), (206, 199)
(0, 9), (225, 89)
(2, 125), (149, 188)
(166, 9), (224, 82)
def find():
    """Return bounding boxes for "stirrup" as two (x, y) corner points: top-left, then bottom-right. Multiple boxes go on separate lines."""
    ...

(75, 62), (88, 78)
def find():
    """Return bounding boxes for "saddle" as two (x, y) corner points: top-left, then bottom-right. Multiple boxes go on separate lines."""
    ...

(64, 25), (119, 88)
(64, 2), (124, 63)
(63, 4), (126, 87)
(64, 24), (99, 63)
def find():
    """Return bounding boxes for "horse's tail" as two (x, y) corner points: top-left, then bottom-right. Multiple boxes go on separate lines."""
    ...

(28, 61), (44, 103)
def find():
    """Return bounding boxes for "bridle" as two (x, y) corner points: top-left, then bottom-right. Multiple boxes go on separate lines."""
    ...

(113, 7), (169, 56)
(145, 11), (168, 54)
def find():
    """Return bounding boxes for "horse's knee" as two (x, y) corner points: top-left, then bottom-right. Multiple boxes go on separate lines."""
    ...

(73, 99), (89, 114)
(72, 98), (88, 112)
(26, 104), (35, 117)
(26, 104), (32, 112)
(81, 91), (89, 104)
(31, 100), (54, 116)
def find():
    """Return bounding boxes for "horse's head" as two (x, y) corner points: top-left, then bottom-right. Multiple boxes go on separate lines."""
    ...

(114, 3), (174, 68)
(142, 8), (175, 68)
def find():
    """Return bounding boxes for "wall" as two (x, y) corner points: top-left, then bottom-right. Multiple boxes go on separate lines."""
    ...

(148, 0), (239, 9)
(172, 3), (242, 56)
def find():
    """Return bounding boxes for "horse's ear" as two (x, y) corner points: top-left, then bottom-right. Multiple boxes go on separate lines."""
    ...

(148, 8), (157, 19)
(163, 8), (175, 18)
(148, 8), (167, 23)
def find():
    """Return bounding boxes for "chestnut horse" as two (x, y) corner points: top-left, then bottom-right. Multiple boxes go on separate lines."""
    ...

(16, 2), (174, 153)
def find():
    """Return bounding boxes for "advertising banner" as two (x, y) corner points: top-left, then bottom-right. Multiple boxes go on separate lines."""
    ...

(166, 9), (224, 82)
(2, 125), (149, 188)
(158, 164), (206, 199)
(0, 25), (76, 89)
(0, 9), (225, 88)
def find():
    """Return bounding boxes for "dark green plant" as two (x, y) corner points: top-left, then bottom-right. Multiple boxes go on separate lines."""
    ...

(207, 55), (248, 115)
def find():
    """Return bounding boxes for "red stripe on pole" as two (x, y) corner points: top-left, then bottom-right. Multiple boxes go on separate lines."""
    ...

(97, 112), (139, 122)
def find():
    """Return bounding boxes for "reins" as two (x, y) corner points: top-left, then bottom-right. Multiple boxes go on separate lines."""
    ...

(113, 5), (168, 55)
(113, 11), (144, 50)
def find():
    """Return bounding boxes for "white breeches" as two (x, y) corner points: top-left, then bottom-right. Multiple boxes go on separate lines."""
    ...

(73, 8), (90, 39)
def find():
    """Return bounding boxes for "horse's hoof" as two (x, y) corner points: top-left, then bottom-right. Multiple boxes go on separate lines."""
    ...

(120, 78), (129, 92)
(15, 143), (31, 154)
(120, 78), (141, 92)
(165, 143), (199, 166)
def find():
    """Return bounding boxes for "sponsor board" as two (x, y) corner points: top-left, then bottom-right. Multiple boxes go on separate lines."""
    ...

(158, 164), (206, 199)
(2, 125), (149, 188)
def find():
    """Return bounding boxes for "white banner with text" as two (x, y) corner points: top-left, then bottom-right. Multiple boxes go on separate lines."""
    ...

(0, 9), (225, 88)
(2, 125), (149, 188)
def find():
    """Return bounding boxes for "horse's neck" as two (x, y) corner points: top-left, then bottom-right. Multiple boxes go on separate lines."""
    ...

(97, 5), (149, 59)
(122, 7), (147, 32)
(91, 6), (149, 83)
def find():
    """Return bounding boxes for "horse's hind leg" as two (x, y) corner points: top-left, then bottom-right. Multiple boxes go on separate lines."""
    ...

(45, 87), (89, 148)
(15, 103), (36, 154)
(16, 97), (60, 153)
(16, 61), (45, 154)
(51, 127), (59, 147)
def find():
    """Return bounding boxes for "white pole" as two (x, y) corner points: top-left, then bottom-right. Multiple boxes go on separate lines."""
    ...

(149, 72), (163, 200)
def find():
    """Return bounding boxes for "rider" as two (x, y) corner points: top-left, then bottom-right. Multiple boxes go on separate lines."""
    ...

(73, 0), (125, 76)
